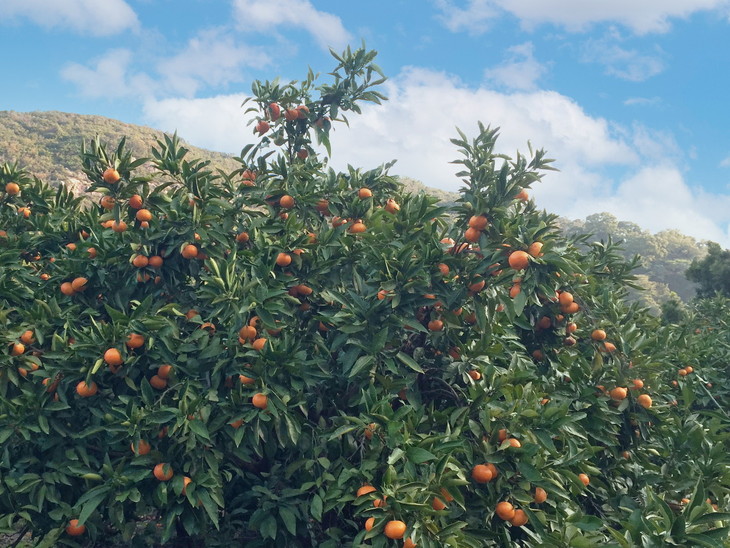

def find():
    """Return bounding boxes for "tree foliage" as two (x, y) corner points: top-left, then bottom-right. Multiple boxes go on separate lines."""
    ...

(0, 47), (728, 548)
(686, 242), (730, 298)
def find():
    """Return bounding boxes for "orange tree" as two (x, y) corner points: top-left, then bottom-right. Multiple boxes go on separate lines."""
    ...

(0, 46), (728, 547)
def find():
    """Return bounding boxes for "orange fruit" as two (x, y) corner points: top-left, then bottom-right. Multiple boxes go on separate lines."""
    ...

(153, 463), (174, 481)
(508, 250), (530, 270)
(527, 241), (543, 257)
(236, 231), (250, 243)
(440, 487), (455, 502)
(510, 509), (528, 527)
(468, 215), (489, 230)
(467, 369), (481, 381)
(562, 302), (580, 314)
(148, 255), (163, 268)
(181, 244), (198, 259)
(509, 283), (522, 298)
(632, 379), (644, 389)
(558, 292), (574, 306)
(507, 438), (522, 448)
(102, 167), (121, 184)
(685, 366), (694, 374)
(279, 195), (295, 208)
(252, 393), (268, 409)
(71, 277), (88, 292)
(534, 487), (547, 503)
(239, 374), (255, 385)
(566, 322), (578, 333)
(384, 198), (400, 214)
(609, 387), (627, 400)
(373, 496), (387, 508)
(591, 329), (607, 341)
(132, 255), (149, 268)
(428, 319), (444, 331)
(384, 520), (407, 540)
(515, 189), (529, 201)
(349, 221), (367, 233)
(104, 348), (123, 366)
(356, 485), (377, 497)
(578, 473), (590, 486)
(252, 338), (267, 351)
(485, 463), (499, 479)
(537, 316), (552, 329)
(182, 476), (192, 495)
(76, 381), (98, 397)
(229, 418), (244, 429)
(150, 375), (167, 389)
(131, 439), (151, 455)
(128, 194), (143, 209)
(678, 368), (688, 377)
(10, 342), (25, 356)
(135, 208), (152, 222)
(65, 519), (86, 536)
(365, 517), (375, 531)
(20, 330), (35, 345)
(87, 247), (97, 259)
(437, 263), (450, 276)
(358, 187), (373, 199)
(5, 182), (20, 195)
(111, 220), (127, 233)
(239, 325), (257, 340)
(126, 333), (145, 349)
(276, 253), (292, 267)
(495, 501), (516, 521)
(403, 539), (417, 548)
(637, 394), (652, 409)
(432, 496), (447, 511)
(471, 464), (493, 483)
(464, 227), (481, 243)
(157, 365), (173, 379)
(100, 195), (115, 210)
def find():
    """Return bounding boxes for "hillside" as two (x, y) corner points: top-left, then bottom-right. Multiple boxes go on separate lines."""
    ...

(0, 111), (702, 306)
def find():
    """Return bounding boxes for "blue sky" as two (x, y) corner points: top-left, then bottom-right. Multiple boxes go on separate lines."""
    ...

(2, 0), (730, 244)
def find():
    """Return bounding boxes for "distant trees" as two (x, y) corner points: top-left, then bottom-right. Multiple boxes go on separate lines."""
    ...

(686, 242), (730, 298)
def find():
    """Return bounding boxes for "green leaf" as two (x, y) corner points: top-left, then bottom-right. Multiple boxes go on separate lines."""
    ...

(396, 352), (424, 373)
(406, 447), (436, 464)
(279, 507), (298, 536)
(311, 493), (323, 521)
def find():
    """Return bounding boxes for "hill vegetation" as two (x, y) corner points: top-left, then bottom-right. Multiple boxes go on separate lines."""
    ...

(0, 111), (704, 307)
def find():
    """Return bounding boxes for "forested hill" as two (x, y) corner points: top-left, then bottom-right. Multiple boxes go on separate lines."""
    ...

(0, 111), (703, 306)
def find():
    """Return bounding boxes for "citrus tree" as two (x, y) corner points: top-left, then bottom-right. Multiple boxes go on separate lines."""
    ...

(0, 46), (728, 547)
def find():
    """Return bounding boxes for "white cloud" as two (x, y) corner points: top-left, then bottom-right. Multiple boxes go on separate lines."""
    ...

(435, 0), (729, 34)
(720, 156), (730, 167)
(142, 94), (252, 154)
(434, 0), (499, 34)
(0, 0), (138, 36)
(624, 97), (662, 107)
(581, 30), (665, 81)
(484, 42), (547, 90)
(232, 0), (352, 50)
(157, 29), (271, 97)
(61, 49), (156, 99)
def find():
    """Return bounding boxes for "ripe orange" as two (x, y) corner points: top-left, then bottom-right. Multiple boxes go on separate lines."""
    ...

(358, 187), (373, 199)
(498, 428), (508, 442)
(464, 227), (481, 243)
(181, 244), (198, 259)
(373, 496), (387, 508)
(471, 464), (493, 483)
(440, 487), (455, 502)
(467, 369), (482, 381)
(128, 194), (143, 209)
(10, 342), (25, 356)
(111, 220), (127, 233)
(609, 387), (627, 400)
(534, 487), (547, 503)
(508, 250), (530, 270)
(279, 195), (295, 208)
(510, 509), (528, 527)
(365, 517), (375, 531)
(602, 342), (616, 353)
(5, 182), (20, 195)
(495, 501), (516, 520)
(65, 519), (86, 536)
(509, 283), (522, 298)
(558, 292), (574, 306)
(507, 438), (522, 448)
(384, 198), (400, 214)
(591, 329), (607, 341)
(432, 496), (447, 511)
(384, 520), (407, 540)
(515, 189), (529, 201)
(135, 209), (153, 222)
(255, 120), (270, 135)
(157, 365), (173, 379)
(562, 302), (580, 314)
(527, 241), (543, 257)
(148, 255), (163, 268)
(636, 394), (652, 409)
(150, 375), (167, 389)
(276, 252), (292, 267)
(252, 393), (268, 409)
(349, 221), (367, 233)
(153, 463), (174, 481)
(537, 316), (552, 329)
(239, 325), (257, 341)
(104, 348), (123, 366)
(131, 439), (151, 455)
(236, 231), (250, 243)
(126, 333), (145, 349)
(428, 319), (444, 331)
(182, 476), (192, 495)
(403, 539), (417, 548)
(632, 379), (644, 389)
(76, 381), (98, 397)
(566, 322), (578, 333)
(71, 277), (88, 292)
(578, 473), (590, 486)
(252, 338), (267, 351)
(100, 195), (115, 210)
(356, 485), (377, 497)
(468, 215), (489, 230)
(20, 330), (35, 345)
(239, 374), (255, 385)
(132, 255), (149, 268)
(685, 366), (694, 374)
(102, 167), (121, 184)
